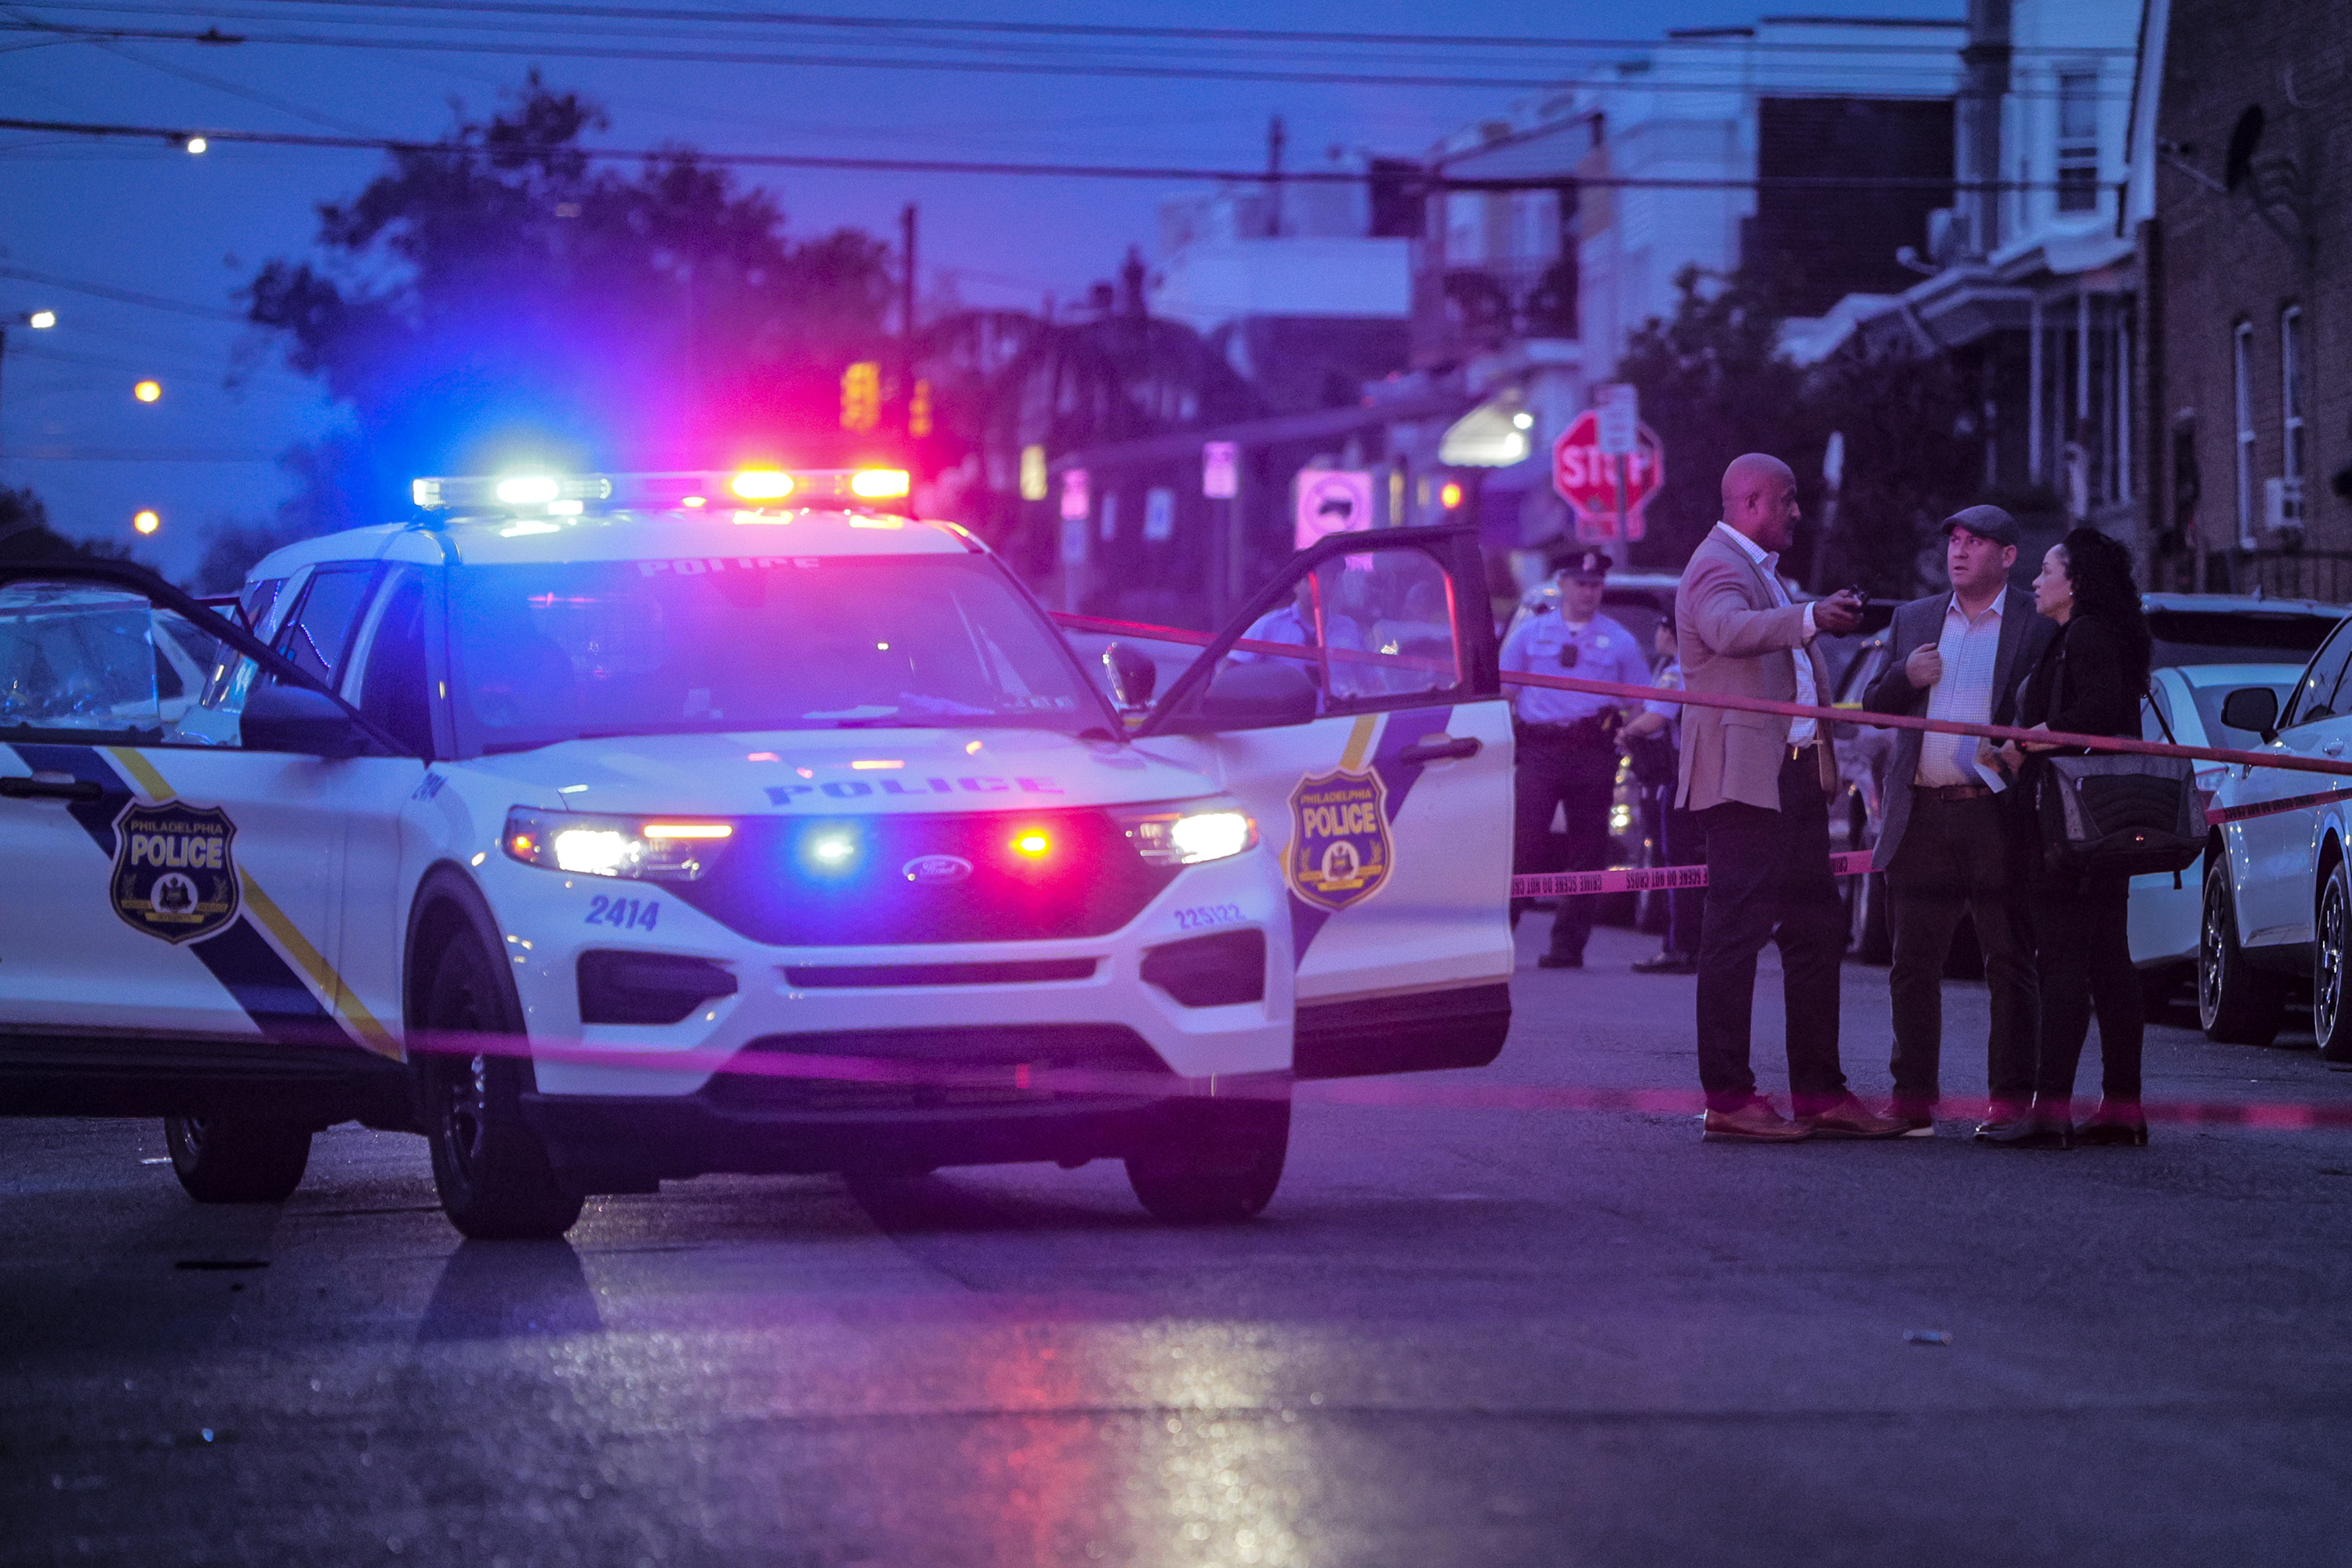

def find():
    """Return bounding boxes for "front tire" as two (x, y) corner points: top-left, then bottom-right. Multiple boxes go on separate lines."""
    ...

(164, 1114), (311, 1203)
(1126, 1093), (1290, 1223)
(2200, 860), (2285, 1047)
(2317, 860), (2352, 1062)
(417, 935), (583, 1240)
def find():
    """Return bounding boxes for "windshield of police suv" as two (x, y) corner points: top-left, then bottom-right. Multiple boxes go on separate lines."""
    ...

(448, 552), (1102, 753)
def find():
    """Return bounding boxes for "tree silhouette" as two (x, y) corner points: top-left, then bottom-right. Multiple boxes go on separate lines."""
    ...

(245, 77), (894, 536)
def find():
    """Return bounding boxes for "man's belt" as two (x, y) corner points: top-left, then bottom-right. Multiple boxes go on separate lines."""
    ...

(1913, 782), (1994, 802)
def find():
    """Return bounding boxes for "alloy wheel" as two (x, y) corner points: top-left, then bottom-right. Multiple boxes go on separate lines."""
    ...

(2199, 876), (2228, 1026)
(441, 1054), (491, 1187)
(2319, 879), (2347, 1047)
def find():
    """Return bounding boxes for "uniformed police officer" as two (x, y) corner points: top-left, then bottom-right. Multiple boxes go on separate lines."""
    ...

(1501, 546), (1653, 969)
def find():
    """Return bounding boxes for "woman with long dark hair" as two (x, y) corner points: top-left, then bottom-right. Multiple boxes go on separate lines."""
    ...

(1984, 527), (2153, 1149)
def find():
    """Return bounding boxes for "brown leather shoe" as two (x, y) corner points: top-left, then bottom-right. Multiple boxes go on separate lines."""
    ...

(1800, 1093), (1910, 1140)
(1701, 1098), (1811, 1142)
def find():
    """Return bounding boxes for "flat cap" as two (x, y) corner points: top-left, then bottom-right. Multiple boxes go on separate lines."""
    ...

(1940, 504), (2020, 547)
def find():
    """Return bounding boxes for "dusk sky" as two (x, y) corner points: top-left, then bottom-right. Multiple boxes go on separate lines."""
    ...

(0, 0), (1956, 577)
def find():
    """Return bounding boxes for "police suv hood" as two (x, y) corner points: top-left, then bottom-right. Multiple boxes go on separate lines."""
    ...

(459, 728), (1214, 815)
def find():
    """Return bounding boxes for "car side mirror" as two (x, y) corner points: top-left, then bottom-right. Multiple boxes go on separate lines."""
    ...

(1196, 661), (1319, 730)
(241, 681), (371, 757)
(2221, 686), (2280, 740)
(1102, 641), (1157, 710)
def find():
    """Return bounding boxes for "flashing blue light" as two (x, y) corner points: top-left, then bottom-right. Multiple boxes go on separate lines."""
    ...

(798, 824), (862, 878)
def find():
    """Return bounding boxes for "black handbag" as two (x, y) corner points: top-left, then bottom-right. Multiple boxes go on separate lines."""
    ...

(2033, 699), (2204, 878)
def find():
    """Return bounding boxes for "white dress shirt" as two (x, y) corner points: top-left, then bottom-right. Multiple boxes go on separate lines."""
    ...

(1915, 591), (2005, 787)
(1712, 522), (1820, 746)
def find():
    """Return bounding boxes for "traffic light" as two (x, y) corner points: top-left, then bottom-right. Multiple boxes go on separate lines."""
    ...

(909, 378), (932, 439)
(840, 361), (880, 433)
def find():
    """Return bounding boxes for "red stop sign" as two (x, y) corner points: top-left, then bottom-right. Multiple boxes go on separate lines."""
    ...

(1552, 410), (1664, 543)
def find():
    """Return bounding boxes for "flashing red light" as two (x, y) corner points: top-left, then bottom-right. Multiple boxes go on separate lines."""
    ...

(1439, 481), (1465, 510)
(1011, 829), (1051, 858)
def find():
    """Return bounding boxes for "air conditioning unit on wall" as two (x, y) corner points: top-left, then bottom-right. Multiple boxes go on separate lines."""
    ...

(2266, 476), (2307, 537)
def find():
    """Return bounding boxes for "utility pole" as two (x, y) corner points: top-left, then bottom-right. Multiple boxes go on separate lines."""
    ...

(899, 203), (918, 438)
(1958, 0), (2013, 257)
(1265, 114), (1287, 238)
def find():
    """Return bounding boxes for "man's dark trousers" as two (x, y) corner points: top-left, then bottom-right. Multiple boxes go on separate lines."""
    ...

(1694, 750), (1849, 1113)
(1886, 791), (2038, 1114)
(1512, 724), (1617, 962)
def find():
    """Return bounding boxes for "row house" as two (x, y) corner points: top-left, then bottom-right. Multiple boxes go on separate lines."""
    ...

(1405, 15), (1963, 576)
(1831, 0), (2143, 579)
(2137, 0), (2352, 597)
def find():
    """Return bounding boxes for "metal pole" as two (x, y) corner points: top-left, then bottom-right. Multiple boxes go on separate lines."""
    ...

(2027, 296), (2044, 484)
(900, 203), (918, 436)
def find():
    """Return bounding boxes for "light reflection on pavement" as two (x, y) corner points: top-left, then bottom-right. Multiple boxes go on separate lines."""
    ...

(5, 916), (2352, 1565)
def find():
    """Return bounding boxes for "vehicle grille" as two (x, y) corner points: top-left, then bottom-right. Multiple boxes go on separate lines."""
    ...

(702, 1023), (1172, 1112)
(670, 808), (1178, 946)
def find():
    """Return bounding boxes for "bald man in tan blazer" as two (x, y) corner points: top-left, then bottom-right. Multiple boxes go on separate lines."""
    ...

(1675, 454), (1903, 1143)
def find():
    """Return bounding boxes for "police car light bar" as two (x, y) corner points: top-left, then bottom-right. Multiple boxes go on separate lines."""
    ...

(411, 469), (913, 513)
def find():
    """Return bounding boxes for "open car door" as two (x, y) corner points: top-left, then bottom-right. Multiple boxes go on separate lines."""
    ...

(1129, 524), (1512, 1079)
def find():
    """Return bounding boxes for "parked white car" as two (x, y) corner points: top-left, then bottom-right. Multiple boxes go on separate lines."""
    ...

(2197, 611), (2352, 1058)
(2131, 662), (2304, 1006)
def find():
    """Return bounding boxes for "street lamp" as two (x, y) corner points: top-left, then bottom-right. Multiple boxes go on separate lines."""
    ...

(132, 510), (161, 535)
(0, 309), (60, 464)
(133, 380), (162, 403)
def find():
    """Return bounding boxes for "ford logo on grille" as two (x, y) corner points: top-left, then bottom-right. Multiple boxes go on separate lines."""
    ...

(902, 854), (973, 885)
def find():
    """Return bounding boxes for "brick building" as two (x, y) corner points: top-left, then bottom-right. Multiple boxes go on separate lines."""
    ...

(2140, 0), (2352, 595)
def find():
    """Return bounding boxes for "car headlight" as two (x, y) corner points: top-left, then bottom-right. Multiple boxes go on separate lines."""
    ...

(1112, 799), (1259, 867)
(503, 808), (734, 881)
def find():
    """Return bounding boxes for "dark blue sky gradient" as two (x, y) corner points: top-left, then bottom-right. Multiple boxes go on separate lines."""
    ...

(0, 0), (1955, 576)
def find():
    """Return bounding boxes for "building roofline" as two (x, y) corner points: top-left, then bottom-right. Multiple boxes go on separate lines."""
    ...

(1757, 14), (1965, 27)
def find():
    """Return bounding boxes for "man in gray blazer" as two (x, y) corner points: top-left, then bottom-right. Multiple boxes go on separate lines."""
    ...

(1677, 454), (1903, 1142)
(1862, 505), (2054, 1133)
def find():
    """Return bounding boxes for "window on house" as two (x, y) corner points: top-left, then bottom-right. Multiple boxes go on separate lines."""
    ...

(2234, 320), (2257, 549)
(2057, 71), (2100, 213)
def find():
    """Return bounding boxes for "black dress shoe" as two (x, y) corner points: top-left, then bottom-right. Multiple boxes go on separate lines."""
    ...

(1631, 950), (1697, 975)
(2076, 1105), (2149, 1146)
(1537, 953), (1583, 970)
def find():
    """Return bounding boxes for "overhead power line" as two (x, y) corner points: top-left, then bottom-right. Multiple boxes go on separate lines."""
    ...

(24, 0), (2137, 58)
(0, 262), (246, 321)
(0, 112), (2107, 194)
(0, 17), (2131, 99)
(0, 445), (278, 462)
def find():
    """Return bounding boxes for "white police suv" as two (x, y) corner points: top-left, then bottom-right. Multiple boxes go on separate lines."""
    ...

(0, 470), (1512, 1236)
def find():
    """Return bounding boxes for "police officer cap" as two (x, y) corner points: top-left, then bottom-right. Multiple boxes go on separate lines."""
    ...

(1940, 504), (2020, 547)
(1550, 547), (1612, 582)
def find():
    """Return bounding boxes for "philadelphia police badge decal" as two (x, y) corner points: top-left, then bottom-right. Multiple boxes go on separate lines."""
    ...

(111, 801), (240, 944)
(1285, 767), (1392, 913)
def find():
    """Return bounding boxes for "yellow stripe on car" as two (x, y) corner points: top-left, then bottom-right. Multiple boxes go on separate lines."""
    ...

(106, 746), (401, 1061)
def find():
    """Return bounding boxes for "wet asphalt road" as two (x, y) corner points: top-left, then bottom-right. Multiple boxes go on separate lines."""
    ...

(7, 920), (2352, 1568)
